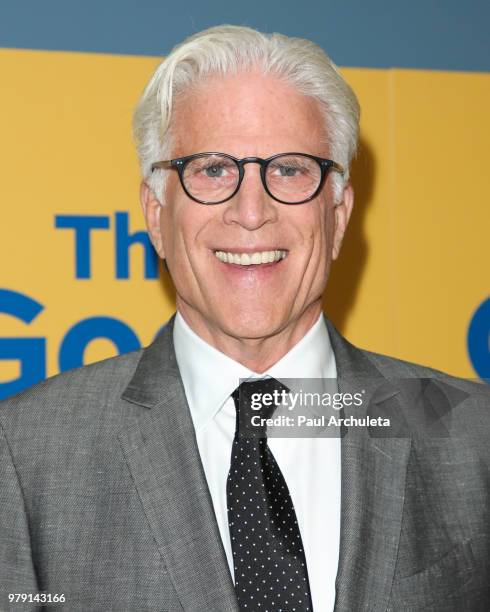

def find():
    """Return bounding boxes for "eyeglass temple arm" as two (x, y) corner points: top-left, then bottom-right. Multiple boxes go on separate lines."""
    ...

(151, 161), (174, 171)
(327, 161), (345, 175)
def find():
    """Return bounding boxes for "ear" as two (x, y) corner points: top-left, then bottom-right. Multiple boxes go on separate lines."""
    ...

(332, 182), (354, 260)
(140, 181), (165, 259)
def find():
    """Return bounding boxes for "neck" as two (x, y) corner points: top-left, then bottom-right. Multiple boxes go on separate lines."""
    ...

(176, 300), (322, 373)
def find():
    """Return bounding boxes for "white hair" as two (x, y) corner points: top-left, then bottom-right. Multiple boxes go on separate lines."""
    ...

(133, 24), (360, 203)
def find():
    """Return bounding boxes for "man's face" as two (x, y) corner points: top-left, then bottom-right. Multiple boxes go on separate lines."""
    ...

(142, 71), (353, 342)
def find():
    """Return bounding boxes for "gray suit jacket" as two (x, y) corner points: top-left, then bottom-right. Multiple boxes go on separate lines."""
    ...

(1, 317), (489, 611)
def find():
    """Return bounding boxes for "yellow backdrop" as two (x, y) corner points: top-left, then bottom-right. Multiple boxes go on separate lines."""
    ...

(1, 49), (488, 398)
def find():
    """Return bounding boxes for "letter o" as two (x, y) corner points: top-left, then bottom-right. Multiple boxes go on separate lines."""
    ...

(59, 316), (140, 372)
(467, 298), (490, 380)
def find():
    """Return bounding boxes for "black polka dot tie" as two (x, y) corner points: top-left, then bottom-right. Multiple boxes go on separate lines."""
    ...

(227, 379), (313, 612)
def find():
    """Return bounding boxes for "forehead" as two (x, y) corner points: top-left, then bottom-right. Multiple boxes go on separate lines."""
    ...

(171, 71), (328, 158)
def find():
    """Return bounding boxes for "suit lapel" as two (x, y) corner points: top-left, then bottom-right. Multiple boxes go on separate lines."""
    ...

(327, 321), (411, 612)
(118, 318), (238, 612)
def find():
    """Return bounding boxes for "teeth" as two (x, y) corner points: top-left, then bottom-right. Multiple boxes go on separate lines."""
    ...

(214, 250), (287, 266)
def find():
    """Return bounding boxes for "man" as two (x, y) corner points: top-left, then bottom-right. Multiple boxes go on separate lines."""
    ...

(1, 24), (489, 612)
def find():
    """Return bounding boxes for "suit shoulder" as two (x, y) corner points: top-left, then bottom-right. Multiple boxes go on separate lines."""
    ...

(0, 349), (144, 430)
(327, 318), (486, 396)
(359, 346), (490, 439)
(361, 347), (488, 395)
(354, 347), (490, 447)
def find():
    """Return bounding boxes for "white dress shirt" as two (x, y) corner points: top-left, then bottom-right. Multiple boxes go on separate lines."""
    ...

(173, 312), (340, 611)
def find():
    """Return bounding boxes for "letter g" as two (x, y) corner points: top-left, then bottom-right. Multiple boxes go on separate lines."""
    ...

(0, 289), (46, 400)
(250, 393), (262, 410)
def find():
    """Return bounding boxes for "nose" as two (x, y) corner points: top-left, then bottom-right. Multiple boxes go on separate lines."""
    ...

(222, 163), (279, 230)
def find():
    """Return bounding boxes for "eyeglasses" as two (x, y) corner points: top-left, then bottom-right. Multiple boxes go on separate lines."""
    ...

(151, 152), (344, 205)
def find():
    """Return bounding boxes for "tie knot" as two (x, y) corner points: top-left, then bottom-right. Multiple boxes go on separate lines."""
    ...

(231, 378), (289, 438)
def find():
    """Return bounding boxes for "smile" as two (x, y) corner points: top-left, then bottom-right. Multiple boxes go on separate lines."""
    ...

(214, 250), (288, 266)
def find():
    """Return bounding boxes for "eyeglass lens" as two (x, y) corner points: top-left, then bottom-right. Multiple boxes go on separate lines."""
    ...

(181, 154), (322, 203)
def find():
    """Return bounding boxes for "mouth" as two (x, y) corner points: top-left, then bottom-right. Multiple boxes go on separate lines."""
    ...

(214, 249), (288, 266)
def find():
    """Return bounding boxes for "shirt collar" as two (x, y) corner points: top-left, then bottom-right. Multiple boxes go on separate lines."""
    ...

(173, 311), (336, 432)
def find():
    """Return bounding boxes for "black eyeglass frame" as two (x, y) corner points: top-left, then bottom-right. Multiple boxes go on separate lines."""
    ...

(150, 152), (344, 205)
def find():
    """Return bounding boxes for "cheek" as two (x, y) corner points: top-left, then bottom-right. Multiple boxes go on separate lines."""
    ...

(319, 198), (335, 238)
(159, 199), (214, 265)
(324, 208), (335, 247)
(307, 200), (332, 253)
(157, 200), (191, 267)
(158, 206), (176, 254)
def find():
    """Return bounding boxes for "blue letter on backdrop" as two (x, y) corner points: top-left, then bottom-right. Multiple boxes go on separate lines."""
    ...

(0, 288), (46, 400)
(115, 212), (158, 279)
(59, 316), (140, 371)
(55, 215), (110, 279)
(468, 297), (490, 381)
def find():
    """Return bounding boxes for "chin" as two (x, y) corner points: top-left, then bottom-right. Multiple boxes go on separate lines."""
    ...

(216, 306), (285, 340)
